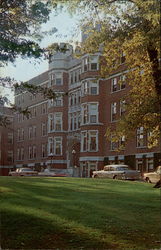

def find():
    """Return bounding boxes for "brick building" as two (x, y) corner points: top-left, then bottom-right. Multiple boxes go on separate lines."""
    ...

(0, 105), (14, 176)
(13, 43), (161, 177)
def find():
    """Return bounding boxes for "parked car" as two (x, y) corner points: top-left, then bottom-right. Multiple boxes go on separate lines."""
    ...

(9, 168), (38, 176)
(92, 164), (141, 180)
(38, 169), (70, 177)
(143, 166), (161, 183)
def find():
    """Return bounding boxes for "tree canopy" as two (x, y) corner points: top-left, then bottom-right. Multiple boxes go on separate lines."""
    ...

(65, 0), (161, 148)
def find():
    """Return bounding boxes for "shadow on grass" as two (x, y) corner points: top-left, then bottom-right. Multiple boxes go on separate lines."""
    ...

(1, 177), (161, 250)
(1, 209), (118, 250)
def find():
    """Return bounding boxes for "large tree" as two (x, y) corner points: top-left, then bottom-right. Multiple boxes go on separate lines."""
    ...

(0, 0), (59, 125)
(65, 0), (161, 148)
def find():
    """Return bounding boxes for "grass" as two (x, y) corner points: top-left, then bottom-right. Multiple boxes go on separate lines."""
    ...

(0, 177), (161, 250)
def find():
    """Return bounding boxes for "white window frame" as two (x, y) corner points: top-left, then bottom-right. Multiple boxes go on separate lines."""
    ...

(41, 123), (47, 136)
(48, 137), (53, 155)
(88, 130), (98, 152)
(136, 127), (146, 148)
(48, 113), (54, 132)
(119, 75), (126, 90)
(111, 78), (117, 92)
(89, 103), (98, 124)
(81, 130), (98, 152)
(110, 135), (118, 151)
(120, 100), (126, 116)
(111, 102), (117, 121)
(49, 72), (63, 86)
(81, 131), (88, 152)
(54, 137), (62, 155)
(54, 112), (62, 131)
(29, 146), (32, 159)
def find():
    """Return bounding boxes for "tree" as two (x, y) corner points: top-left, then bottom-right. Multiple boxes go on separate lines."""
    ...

(65, 0), (161, 147)
(0, 0), (60, 125)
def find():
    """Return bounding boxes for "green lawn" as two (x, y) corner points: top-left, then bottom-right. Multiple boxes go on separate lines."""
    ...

(0, 177), (160, 250)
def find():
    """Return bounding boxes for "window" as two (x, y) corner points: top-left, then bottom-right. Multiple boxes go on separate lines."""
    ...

(74, 113), (77, 130)
(41, 123), (47, 136)
(28, 126), (36, 139)
(48, 137), (53, 155)
(48, 114), (54, 132)
(50, 72), (62, 86)
(81, 103), (98, 125)
(81, 130), (98, 152)
(17, 148), (20, 161)
(78, 90), (81, 103)
(137, 127), (146, 147)
(89, 103), (98, 123)
(54, 137), (62, 155)
(120, 100), (126, 116)
(90, 55), (98, 70)
(147, 159), (154, 171)
(82, 81), (89, 95)
(29, 146), (32, 159)
(77, 112), (81, 128)
(69, 113), (73, 131)
(82, 55), (99, 72)
(42, 144), (47, 158)
(119, 75), (126, 90)
(8, 133), (13, 144)
(120, 51), (126, 64)
(29, 127), (32, 139)
(21, 128), (24, 141)
(33, 146), (36, 159)
(111, 102), (117, 121)
(81, 131), (87, 152)
(33, 126), (36, 138)
(41, 103), (47, 114)
(55, 95), (63, 106)
(111, 78), (117, 92)
(89, 131), (98, 151)
(54, 113), (62, 131)
(90, 80), (98, 95)
(110, 135), (117, 151)
(21, 148), (24, 160)
(7, 151), (13, 162)
(81, 79), (98, 96)
(83, 57), (89, 72)
(82, 104), (88, 124)
(119, 136), (125, 149)
(33, 107), (36, 117)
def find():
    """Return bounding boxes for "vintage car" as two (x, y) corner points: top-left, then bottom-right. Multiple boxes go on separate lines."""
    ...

(38, 169), (70, 177)
(143, 166), (161, 183)
(92, 164), (141, 180)
(9, 168), (38, 176)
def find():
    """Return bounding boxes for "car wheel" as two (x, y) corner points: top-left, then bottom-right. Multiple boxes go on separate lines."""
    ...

(145, 177), (151, 183)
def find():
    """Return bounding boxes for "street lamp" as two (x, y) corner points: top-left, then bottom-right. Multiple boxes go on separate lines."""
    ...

(72, 149), (76, 168)
(50, 153), (54, 170)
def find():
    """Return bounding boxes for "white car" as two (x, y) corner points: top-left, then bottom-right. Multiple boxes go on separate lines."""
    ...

(38, 169), (69, 177)
(9, 168), (38, 176)
(143, 166), (161, 183)
(92, 164), (141, 180)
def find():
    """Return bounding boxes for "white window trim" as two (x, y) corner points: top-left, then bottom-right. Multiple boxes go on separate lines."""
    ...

(81, 130), (98, 152)
(54, 137), (62, 155)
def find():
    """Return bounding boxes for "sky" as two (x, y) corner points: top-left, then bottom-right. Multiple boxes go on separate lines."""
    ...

(2, 10), (81, 82)
(1, 8), (81, 103)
